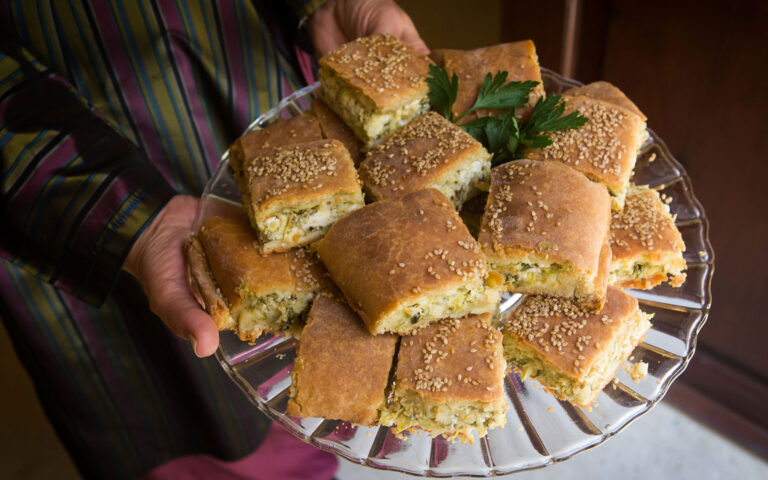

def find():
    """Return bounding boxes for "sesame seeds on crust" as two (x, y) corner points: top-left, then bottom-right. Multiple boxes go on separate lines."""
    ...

(231, 114), (324, 172)
(197, 216), (328, 306)
(316, 189), (492, 335)
(610, 186), (685, 254)
(246, 142), (338, 197)
(504, 286), (641, 378)
(319, 34), (430, 108)
(243, 139), (360, 208)
(478, 160), (611, 274)
(360, 112), (481, 198)
(525, 95), (646, 191)
(535, 102), (627, 177)
(397, 314), (505, 401)
(289, 247), (324, 291)
(563, 81), (647, 121)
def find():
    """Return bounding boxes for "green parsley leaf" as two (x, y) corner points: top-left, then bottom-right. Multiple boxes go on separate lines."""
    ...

(426, 64), (459, 121)
(474, 74), (538, 112)
(460, 116), (491, 145)
(506, 130), (520, 154)
(455, 72), (538, 123)
(462, 112), (519, 164)
(521, 94), (588, 136)
(520, 134), (552, 149)
(484, 111), (518, 155)
(427, 66), (589, 165)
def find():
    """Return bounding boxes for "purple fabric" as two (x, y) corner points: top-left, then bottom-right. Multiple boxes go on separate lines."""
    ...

(145, 422), (338, 480)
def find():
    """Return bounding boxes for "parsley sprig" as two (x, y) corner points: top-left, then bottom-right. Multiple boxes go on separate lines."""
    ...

(454, 71), (539, 123)
(427, 64), (458, 120)
(426, 65), (588, 163)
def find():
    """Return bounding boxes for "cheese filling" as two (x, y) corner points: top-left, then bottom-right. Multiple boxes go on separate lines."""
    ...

(380, 282), (500, 335)
(609, 188), (627, 212)
(610, 252), (685, 284)
(503, 310), (652, 406)
(380, 389), (507, 439)
(319, 68), (429, 148)
(232, 289), (316, 338)
(494, 260), (569, 288)
(256, 196), (363, 250)
(432, 152), (491, 209)
(488, 254), (591, 299)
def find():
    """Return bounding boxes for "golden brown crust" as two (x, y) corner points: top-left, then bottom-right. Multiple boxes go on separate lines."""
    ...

(524, 95), (646, 194)
(430, 41), (545, 123)
(197, 216), (328, 310)
(287, 294), (397, 425)
(243, 139), (362, 212)
(229, 114), (323, 177)
(184, 236), (233, 330)
(613, 273), (673, 290)
(358, 112), (486, 201)
(316, 189), (490, 334)
(311, 98), (364, 166)
(395, 314), (505, 403)
(318, 34), (430, 109)
(564, 81), (647, 121)
(504, 286), (646, 380)
(610, 186), (686, 261)
(478, 160), (612, 273)
(589, 238), (612, 311)
(668, 273), (687, 287)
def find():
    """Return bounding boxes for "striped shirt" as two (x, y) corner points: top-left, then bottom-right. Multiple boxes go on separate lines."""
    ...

(0, 1), (331, 478)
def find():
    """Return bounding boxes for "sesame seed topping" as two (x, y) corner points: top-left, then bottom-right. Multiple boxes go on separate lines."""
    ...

(399, 315), (507, 399)
(507, 295), (590, 356)
(323, 34), (428, 91)
(610, 186), (681, 252)
(360, 112), (478, 194)
(289, 248), (322, 289)
(246, 142), (340, 198)
(533, 100), (638, 181)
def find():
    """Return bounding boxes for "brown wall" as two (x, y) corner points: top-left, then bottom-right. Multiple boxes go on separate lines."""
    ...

(399, 0), (502, 50)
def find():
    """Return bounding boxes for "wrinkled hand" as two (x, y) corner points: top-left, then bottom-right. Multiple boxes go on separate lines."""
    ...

(308, 0), (428, 56)
(124, 195), (219, 357)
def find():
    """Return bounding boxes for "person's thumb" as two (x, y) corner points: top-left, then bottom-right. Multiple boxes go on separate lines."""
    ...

(399, 28), (429, 55)
(364, 5), (429, 54)
(150, 285), (220, 357)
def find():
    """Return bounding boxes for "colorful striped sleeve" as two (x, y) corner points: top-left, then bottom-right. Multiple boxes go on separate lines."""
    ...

(0, 40), (176, 306)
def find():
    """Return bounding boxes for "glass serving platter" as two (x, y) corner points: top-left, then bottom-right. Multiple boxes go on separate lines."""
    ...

(193, 68), (714, 477)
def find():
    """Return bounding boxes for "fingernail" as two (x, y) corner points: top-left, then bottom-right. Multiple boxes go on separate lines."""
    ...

(188, 335), (201, 357)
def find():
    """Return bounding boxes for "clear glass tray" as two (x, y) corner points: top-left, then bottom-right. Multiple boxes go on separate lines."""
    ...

(193, 68), (714, 477)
